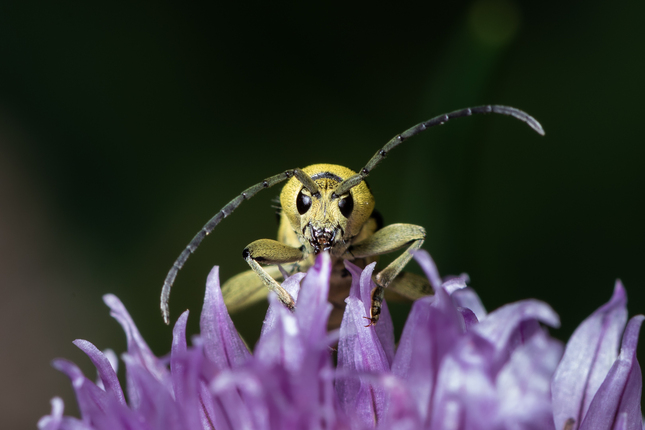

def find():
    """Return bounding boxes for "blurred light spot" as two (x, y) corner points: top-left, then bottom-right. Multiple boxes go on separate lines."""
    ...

(468, 0), (521, 47)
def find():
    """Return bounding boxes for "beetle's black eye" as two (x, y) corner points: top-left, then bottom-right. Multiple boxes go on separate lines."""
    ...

(296, 190), (312, 214)
(338, 194), (354, 218)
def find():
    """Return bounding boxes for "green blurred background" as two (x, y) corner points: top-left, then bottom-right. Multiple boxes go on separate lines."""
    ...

(1, 0), (643, 428)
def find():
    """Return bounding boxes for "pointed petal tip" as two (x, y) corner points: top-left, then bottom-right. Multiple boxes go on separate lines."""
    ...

(177, 309), (190, 323)
(173, 310), (190, 340)
(613, 279), (627, 300)
(621, 315), (645, 357)
(206, 265), (221, 286)
(411, 249), (441, 290)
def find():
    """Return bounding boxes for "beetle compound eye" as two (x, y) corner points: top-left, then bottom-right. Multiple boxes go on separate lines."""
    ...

(338, 194), (354, 218)
(296, 190), (312, 214)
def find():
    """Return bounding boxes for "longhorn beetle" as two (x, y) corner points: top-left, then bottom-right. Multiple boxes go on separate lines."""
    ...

(161, 105), (544, 327)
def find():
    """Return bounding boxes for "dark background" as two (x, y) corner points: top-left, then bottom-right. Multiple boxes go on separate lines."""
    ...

(1, 1), (643, 428)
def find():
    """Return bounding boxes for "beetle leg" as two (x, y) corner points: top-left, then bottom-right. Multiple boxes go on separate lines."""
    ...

(385, 272), (433, 301)
(242, 239), (306, 311)
(344, 223), (426, 324)
(222, 266), (278, 313)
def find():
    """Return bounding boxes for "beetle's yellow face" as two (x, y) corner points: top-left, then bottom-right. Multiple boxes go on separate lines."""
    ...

(280, 164), (375, 255)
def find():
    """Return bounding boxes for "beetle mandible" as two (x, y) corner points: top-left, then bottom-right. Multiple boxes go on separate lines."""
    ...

(160, 105), (544, 327)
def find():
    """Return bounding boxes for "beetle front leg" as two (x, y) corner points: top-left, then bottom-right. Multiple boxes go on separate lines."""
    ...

(345, 223), (426, 325)
(242, 239), (306, 311)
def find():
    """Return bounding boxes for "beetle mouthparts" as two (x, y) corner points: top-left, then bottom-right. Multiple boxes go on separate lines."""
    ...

(308, 224), (337, 254)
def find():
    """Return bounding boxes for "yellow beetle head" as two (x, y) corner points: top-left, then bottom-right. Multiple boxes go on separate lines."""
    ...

(280, 164), (375, 254)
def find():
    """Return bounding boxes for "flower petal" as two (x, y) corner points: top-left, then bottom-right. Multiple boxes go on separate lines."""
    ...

(254, 290), (304, 371)
(497, 330), (562, 430)
(452, 287), (487, 322)
(38, 397), (64, 430)
(412, 249), (441, 291)
(579, 315), (644, 430)
(103, 294), (169, 386)
(336, 294), (390, 426)
(254, 253), (339, 429)
(294, 252), (333, 342)
(458, 306), (480, 329)
(200, 266), (251, 371)
(376, 374), (422, 429)
(442, 273), (469, 295)
(169, 310), (208, 430)
(73, 339), (126, 405)
(260, 272), (305, 338)
(552, 281), (628, 430)
(428, 333), (498, 430)
(345, 260), (396, 365)
(52, 358), (125, 427)
(211, 368), (276, 430)
(56, 418), (95, 430)
(391, 287), (465, 424)
(474, 299), (560, 356)
(121, 354), (185, 430)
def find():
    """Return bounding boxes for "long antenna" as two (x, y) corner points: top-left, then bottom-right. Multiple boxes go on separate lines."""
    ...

(160, 168), (319, 324)
(161, 105), (543, 324)
(333, 105), (544, 197)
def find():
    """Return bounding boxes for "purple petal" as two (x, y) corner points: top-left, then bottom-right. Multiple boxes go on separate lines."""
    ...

(100, 349), (119, 380)
(345, 260), (362, 300)
(552, 281), (628, 430)
(197, 382), (220, 430)
(170, 310), (205, 430)
(391, 287), (464, 424)
(56, 418), (95, 430)
(349, 261), (395, 365)
(358, 262), (376, 309)
(170, 322), (207, 430)
(121, 353), (186, 430)
(254, 291), (304, 371)
(452, 287), (488, 322)
(260, 271), (305, 338)
(52, 358), (119, 425)
(474, 299), (560, 355)
(200, 266), (251, 371)
(496, 330), (562, 430)
(209, 369), (270, 430)
(428, 332), (498, 430)
(374, 301), (395, 367)
(376, 374), (422, 429)
(172, 310), (189, 356)
(442, 273), (469, 295)
(579, 315), (644, 430)
(458, 307), (480, 329)
(103, 294), (169, 386)
(336, 295), (390, 426)
(615, 413), (628, 430)
(412, 249), (441, 291)
(73, 340), (125, 406)
(294, 252), (333, 342)
(254, 255), (339, 429)
(38, 397), (64, 430)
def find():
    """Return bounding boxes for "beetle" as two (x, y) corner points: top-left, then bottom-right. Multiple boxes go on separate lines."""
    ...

(160, 105), (544, 327)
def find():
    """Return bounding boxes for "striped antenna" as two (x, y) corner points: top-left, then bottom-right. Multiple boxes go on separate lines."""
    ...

(160, 168), (319, 324)
(333, 105), (544, 198)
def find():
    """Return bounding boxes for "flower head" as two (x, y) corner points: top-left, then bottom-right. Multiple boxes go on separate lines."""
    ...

(40, 251), (643, 430)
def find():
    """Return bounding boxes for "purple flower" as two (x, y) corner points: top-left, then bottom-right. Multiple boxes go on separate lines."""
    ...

(39, 251), (643, 430)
